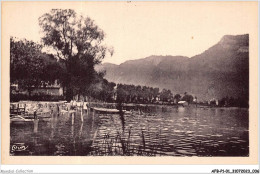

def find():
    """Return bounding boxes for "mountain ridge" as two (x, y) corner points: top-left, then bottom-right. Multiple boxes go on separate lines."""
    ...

(97, 34), (249, 101)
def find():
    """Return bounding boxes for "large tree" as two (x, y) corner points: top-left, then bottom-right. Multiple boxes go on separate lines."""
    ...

(39, 9), (112, 100)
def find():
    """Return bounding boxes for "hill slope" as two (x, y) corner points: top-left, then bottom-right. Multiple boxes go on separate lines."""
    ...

(97, 34), (249, 101)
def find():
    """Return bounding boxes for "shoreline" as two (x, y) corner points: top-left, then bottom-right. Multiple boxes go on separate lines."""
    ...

(10, 100), (248, 110)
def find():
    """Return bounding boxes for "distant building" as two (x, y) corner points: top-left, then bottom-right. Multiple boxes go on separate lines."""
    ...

(155, 95), (160, 101)
(11, 80), (63, 96)
(209, 98), (219, 106)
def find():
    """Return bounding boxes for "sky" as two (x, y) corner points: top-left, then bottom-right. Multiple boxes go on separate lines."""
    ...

(4, 1), (258, 64)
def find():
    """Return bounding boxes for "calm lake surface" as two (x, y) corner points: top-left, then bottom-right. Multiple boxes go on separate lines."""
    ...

(10, 106), (249, 156)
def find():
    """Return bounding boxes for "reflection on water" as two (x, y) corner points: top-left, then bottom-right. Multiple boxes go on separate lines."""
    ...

(10, 106), (249, 156)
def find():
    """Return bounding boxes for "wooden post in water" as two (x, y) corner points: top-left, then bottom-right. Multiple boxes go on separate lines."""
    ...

(33, 119), (39, 133)
(80, 107), (83, 122)
(57, 104), (60, 116)
(91, 109), (95, 130)
(92, 109), (95, 121)
(79, 122), (83, 137)
(71, 122), (74, 137)
(51, 114), (54, 129)
(86, 102), (89, 115)
(141, 129), (146, 150)
(51, 121), (54, 139)
(50, 111), (55, 138)
(71, 112), (75, 125)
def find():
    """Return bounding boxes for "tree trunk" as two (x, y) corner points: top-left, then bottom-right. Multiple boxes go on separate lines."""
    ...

(28, 87), (32, 97)
(65, 86), (73, 102)
(65, 58), (73, 102)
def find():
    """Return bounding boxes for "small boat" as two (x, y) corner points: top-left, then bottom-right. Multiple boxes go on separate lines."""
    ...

(91, 107), (126, 114)
(177, 101), (188, 107)
(10, 115), (35, 124)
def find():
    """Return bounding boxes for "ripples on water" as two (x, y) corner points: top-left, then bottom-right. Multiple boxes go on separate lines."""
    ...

(10, 106), (249, 156)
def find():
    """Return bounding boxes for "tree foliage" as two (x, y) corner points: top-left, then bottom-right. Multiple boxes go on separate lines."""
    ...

(160, 89), (173, 102)
(116, 84), (162, 103)
(173, 94), (181, 102)
(39, 9), (108, 62)
(39, 9), (112, 100)
(10, 37), (63, 95)
(87, 73), (116, 102)
(181, 92), (194, 104)
(219, 96), (248, 108)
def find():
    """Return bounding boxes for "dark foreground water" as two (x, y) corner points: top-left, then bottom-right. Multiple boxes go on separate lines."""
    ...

(10, 106), (249, 156)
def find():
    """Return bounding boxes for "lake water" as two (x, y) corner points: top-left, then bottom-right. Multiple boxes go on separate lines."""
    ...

(10, 106), (249, 156)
